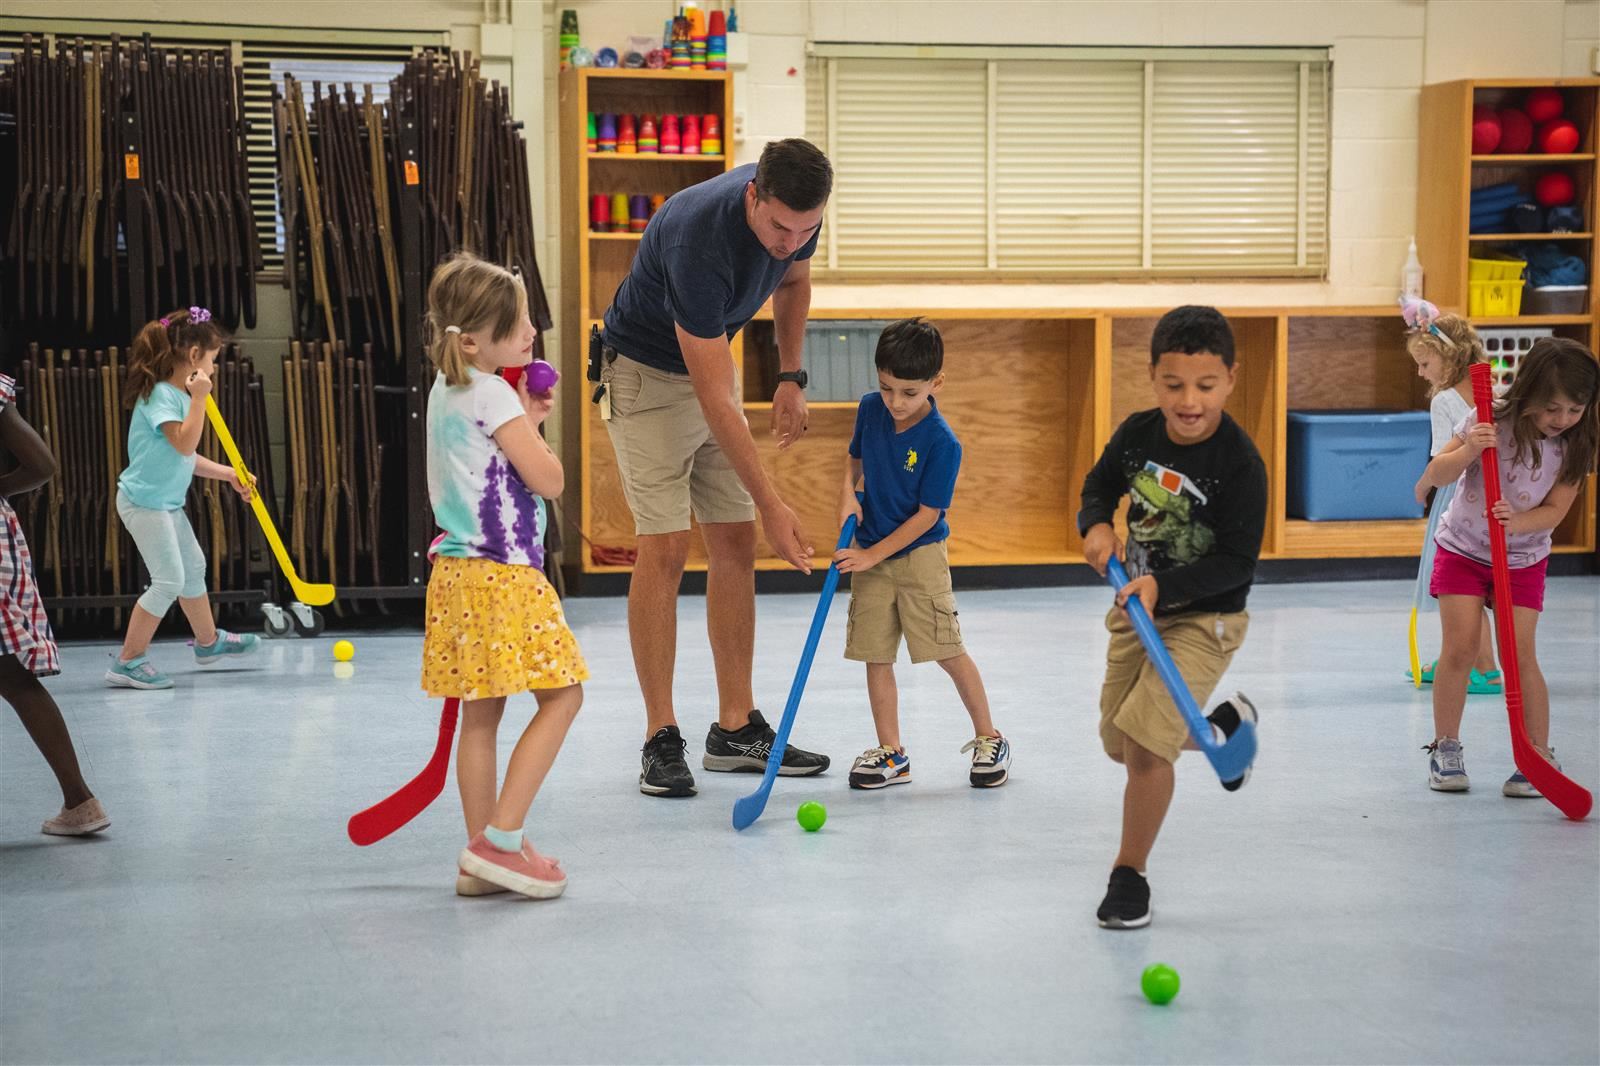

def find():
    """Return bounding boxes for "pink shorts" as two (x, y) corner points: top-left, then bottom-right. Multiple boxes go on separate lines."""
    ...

(1430, 544), (1547, 612)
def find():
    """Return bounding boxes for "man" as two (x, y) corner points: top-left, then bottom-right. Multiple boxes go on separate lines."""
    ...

(599, 138), (834, 797)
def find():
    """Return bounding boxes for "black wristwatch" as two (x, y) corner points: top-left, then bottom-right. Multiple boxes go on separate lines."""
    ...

(776, 370), (808, 389)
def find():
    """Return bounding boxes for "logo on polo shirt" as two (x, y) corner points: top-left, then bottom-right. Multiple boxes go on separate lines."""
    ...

(904, 448), (919, 473)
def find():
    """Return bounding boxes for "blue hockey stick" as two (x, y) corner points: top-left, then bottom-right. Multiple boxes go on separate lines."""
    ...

(1105, 557), (1256, 783)
(732, 515), (857, 831)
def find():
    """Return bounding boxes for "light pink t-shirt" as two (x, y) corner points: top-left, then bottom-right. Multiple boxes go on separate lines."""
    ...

(1435, 415), (1566, 568)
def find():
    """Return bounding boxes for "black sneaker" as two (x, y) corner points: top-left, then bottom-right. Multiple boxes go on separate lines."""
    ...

(1206, 690), (1258, 792)
(640, 726), (697, 797)
(1097, 865), (1151, 929)
(703, 709), (830, 776)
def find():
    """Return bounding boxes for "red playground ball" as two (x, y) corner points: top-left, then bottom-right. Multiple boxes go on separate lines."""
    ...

(1524, 87), (1564, 124)
(1141, 963), (1181, 1005)
(1496, 107), (1534, 153)
(1535, 170), (1576, 207)
(1539, 119), (1579, 155)
(1471, 105), (1501, 154)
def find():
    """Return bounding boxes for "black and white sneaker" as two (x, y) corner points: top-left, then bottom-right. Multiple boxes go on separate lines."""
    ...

(640, 726), (697, 797)
(1207, 690), (1258, 792)
(703, 709), (830, 776)
(1097, 865), (1151, 929)
(961, 733), (1011, 788)
(848, 745), (911, 789)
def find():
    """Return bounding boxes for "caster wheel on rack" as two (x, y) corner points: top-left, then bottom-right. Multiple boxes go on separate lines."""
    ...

(261, 604), (293, 639)
(289, 603), (326, 638)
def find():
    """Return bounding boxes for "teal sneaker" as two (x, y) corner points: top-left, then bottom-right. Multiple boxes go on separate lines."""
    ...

(105, 656), (174, 690)
(194, 629), (261, 667)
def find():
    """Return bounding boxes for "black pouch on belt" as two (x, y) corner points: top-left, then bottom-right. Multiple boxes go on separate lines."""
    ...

(588, 325), (610, 405)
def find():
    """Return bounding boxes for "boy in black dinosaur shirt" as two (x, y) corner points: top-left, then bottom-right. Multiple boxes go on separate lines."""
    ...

(1078, 305), (1267, 930)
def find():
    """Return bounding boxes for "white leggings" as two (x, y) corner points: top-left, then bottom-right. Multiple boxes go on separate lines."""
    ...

(116, 490), (207, 616)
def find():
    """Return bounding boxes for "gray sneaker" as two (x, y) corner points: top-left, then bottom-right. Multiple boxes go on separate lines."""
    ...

(1426, 737), (1470, 792)
(105, 656), (174, 690)
(1504, 749), (1558, 798)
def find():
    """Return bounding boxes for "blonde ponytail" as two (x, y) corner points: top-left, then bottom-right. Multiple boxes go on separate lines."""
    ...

(425, 253), (529, 387)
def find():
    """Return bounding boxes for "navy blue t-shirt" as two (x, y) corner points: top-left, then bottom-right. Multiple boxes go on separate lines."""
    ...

(848, 393), (961, 558)
(603, 164), (820, 374)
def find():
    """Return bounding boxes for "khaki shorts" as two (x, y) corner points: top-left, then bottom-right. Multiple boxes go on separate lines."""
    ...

(1099, 607), (1248, 764)
(602, 353), (755, 535)
(845, 541), (966, 665)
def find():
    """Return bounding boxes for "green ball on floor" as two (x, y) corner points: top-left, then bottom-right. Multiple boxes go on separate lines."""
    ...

(796, 801), (827, 832)
(1141, 963), (1180, 1005)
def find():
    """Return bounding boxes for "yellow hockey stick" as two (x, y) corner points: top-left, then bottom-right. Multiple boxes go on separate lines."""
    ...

(204, 395), (335, 607)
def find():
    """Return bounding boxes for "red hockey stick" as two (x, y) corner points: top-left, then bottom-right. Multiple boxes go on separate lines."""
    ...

(347, 698), (461, 845)
(1470, 363), (1592, 820)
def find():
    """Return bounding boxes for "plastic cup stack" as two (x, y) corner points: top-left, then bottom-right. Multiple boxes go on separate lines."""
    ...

(702, 114), (722, 155)
(610, 193), (629, 233)
(597, 113), (617, 152)
(589, 194), (610, 232)
(707, 10), (727, 70)
(629, 195), (650, 233)
(617, 114), (637, 154)
(638, 115), (659, 153)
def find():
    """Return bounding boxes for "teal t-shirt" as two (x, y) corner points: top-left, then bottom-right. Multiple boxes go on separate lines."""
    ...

(118, 382), (198, 510)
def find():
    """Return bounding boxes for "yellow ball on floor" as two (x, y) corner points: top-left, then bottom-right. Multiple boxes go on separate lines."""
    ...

(332, 640), (355, 662)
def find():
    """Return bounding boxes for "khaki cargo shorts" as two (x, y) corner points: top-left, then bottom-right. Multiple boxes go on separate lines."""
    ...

(602, 353), (755, 535)
(845, 540), (966, 665)
(1099, 607), (1248, 764)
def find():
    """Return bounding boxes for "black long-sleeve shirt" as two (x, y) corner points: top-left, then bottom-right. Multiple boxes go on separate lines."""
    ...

(1077, 409), (1267, 616)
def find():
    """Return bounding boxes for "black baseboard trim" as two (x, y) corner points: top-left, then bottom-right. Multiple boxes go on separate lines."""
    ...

(567, 553), (1598, 597)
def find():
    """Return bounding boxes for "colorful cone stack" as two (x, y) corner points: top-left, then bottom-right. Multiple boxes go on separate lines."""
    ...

(597, 113), (617, 152)
(702, 113), (722, 155)
(610, 193), (629, 233)
(638, 115), (659, 153)
(559, 9), (579, 70)
(589, 193), (610, 232)
(707, 10), (727, 70)
(681, 114), (701, 155)
(661, 113), (681, 154)
(617, 114), (637, 154)
(630, 195), (650, 233)
(688, 6), (707, 69)
(670, 16), (691, 69)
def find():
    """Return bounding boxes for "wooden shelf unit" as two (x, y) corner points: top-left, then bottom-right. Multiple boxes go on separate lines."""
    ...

(1418, 76), (1600, 562)
(559, 67), (736, 579)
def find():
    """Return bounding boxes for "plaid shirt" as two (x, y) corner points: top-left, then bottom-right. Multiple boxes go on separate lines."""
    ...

(0, 373), (60, 677)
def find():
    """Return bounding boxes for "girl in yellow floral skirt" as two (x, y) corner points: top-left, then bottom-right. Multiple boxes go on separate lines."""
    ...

(420, 253), (587, 900)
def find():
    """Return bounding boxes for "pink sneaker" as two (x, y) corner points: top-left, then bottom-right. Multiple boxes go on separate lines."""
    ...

(457, 833), (567, 899)
(41, 797), (110, 836)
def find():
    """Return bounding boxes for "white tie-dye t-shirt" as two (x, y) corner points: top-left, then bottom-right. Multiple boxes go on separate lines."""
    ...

(1435, 414), (1565, 569)
(426, 368), (545, 568)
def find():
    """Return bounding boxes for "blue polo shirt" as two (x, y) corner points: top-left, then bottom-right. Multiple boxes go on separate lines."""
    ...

(848, 393), (961, 558)
(603, 164), (820, 374)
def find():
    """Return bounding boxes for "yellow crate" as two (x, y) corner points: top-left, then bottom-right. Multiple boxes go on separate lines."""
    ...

(1469, 278), (1525, 317)
(1468, 256), (1526, 282)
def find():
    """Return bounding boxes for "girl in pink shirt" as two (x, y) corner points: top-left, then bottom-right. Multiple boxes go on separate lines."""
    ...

(1415, 338), (1598, 797)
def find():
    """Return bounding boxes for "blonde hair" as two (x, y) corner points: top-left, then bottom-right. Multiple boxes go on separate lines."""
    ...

(1405, 313), (1483, 397)
(424, 253), (529, 387)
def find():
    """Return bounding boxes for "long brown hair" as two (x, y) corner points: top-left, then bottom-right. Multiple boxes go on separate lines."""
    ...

(424, 253), (529, 387)
(1495, 336), (1599, 486)
(124, 308), (228, 409)
(1406, 313), (1484, 397)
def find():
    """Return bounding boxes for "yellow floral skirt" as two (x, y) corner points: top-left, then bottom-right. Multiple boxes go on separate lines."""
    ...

(421, 556), (589, 700)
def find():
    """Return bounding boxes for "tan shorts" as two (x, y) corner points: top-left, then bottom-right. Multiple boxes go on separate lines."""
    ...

(1099, 607), (1249, 764)
(845, 541), (966, 665)
(601, 353), (755, 535)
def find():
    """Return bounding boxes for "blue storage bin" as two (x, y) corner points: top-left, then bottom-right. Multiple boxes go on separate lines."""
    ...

(1287, 409), (1431, 520)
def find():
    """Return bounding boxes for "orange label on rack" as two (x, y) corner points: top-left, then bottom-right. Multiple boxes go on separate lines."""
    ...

(124, 153), (140, 180)
(404, 160), (420, 186)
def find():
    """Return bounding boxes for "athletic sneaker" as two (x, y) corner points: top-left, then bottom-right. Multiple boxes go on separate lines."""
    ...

(105, 656), (173, 690)
(194, 629), (261, 666)
(1097, 865), (1151, 929)
(1426, 737), (1470, 792)
(1504, 749), (1558, 798)
(849, 745), (911, 789)
(1207, 692), (1258, 792)
(703, 710), (830, 776)
(457, 833), (566, 899)
(640, 725), (697, 797)
(961, 734), (1010, 788)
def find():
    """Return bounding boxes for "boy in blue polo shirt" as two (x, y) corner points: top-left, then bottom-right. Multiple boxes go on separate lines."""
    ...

(834, 318), (1009, 790)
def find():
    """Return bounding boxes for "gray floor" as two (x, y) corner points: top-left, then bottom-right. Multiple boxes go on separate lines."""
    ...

(2, 577), (1598, 1065)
